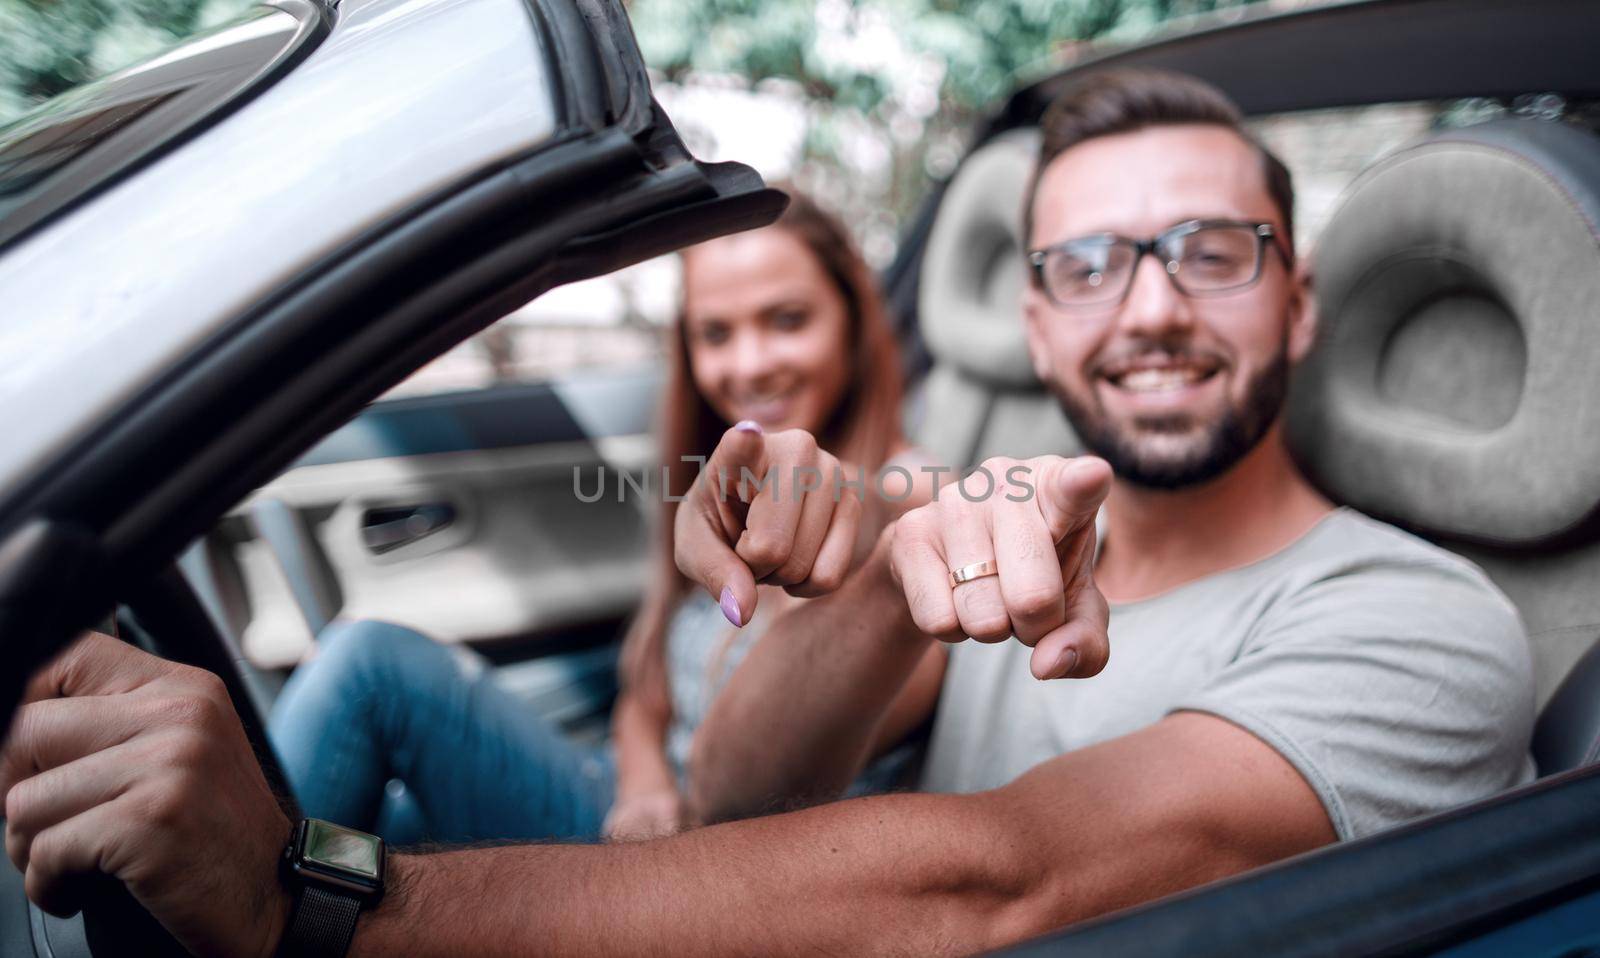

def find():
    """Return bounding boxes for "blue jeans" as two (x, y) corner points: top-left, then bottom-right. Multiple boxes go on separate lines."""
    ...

(268, 620), (615, 845)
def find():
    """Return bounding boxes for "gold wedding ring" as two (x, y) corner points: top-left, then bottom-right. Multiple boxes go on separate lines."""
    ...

(949, 559), (999, 587)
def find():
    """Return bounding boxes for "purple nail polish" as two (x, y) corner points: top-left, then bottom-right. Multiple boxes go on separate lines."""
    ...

(719, 586), (744, 627)
(733, 420), (763, 434)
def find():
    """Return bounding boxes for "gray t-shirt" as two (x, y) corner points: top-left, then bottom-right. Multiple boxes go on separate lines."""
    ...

(920, 507), (1537, 840)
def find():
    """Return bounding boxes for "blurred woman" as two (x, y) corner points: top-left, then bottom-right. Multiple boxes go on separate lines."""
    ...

(269, 188), (942, 845)
(606, 189), (942, 838)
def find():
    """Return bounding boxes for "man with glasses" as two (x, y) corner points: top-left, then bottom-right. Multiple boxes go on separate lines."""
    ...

(1, 70), (1536, 957)
(680, 64), (1535, 936)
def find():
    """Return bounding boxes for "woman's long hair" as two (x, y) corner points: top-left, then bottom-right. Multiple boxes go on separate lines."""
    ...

(620, 187), (906, 711)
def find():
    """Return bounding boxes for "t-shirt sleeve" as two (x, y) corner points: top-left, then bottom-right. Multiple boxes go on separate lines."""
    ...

(1173, 555), (1536, 840)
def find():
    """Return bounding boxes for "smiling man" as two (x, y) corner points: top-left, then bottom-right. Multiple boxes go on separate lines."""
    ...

(2, 70), (1538, 957)
(686, 65), (1538, 894)
(687, 71), (1536, 838)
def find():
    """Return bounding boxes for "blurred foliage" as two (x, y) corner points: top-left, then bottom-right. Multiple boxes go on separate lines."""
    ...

(632, 0), (1260, 119)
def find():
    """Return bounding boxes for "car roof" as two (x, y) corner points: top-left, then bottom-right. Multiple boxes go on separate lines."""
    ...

(990, 0), (1600, 136)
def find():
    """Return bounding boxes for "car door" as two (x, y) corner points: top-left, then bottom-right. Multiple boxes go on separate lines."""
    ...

(191, 322), (665, 674)
(0, 0), (780, 950)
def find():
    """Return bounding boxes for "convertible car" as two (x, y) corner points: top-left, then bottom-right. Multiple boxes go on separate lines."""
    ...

(2, 0), (1599, 953)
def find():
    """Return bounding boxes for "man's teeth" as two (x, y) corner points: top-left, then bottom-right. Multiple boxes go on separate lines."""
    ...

(1116, 368), (1207, 392)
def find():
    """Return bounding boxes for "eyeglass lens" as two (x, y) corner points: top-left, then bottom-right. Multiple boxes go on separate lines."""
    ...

(1041, 224), (1262, 306)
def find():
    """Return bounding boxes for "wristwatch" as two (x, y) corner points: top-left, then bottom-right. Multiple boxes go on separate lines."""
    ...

(276, 818), (386, 957)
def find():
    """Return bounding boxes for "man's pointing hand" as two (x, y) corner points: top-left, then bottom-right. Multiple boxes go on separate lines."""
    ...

(887, 455), (1112, 679)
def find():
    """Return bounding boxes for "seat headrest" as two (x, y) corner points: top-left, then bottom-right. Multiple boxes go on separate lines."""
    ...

(1286, 117), (1600, 548)
(919, 131), (1041, 390)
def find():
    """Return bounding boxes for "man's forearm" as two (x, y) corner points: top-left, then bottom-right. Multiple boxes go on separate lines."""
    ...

(347, 715), (1334, 958)
(351, 791), (1038, 958)
(688, 534), (930, 822)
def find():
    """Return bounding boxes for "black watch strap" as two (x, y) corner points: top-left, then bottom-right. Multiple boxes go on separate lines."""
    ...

(276, 884), (362, 958)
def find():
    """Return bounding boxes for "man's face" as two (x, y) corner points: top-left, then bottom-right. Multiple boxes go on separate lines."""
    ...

(1023, 124), (1315, 489)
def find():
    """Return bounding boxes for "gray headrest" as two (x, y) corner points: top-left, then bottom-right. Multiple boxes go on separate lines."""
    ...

(920, 131), (1041, 389)
(1287, 117), (1600, 548)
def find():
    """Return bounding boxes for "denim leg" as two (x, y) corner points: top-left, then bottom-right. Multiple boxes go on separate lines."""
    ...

(268, 619), (614, 844)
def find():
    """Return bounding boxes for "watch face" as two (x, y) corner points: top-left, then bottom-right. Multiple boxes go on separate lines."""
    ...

(302, 819), (382, 881)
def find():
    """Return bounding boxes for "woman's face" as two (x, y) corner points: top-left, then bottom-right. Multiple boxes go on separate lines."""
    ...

(681, 227), (853, 436)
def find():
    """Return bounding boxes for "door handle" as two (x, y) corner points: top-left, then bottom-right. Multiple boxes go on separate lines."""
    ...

(361, 503), (456, 554)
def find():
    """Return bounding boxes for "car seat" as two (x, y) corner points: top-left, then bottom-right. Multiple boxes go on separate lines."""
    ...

(916, 116), (1600, 776)
(1285, 116), (1600, 775)
(915, 130), (1081, 470)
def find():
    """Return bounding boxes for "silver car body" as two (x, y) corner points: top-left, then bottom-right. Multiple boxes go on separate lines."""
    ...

(0, 0), (556, 503)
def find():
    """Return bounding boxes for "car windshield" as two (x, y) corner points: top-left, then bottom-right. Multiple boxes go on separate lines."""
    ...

(0, 5), (305, 250)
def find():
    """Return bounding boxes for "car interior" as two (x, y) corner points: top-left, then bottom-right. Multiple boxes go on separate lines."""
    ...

(173, 83), (1600, 922)
(210, 62), (1600, 788)
(179, 369), (664, 745)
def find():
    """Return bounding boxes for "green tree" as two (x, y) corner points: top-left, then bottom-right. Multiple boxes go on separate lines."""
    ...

(633, 0), (1255, 118)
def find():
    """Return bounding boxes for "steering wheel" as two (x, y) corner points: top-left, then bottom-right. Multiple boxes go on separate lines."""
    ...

(3, 564), (294, 957)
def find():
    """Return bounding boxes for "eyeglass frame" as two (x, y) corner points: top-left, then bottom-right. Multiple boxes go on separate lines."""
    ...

(1025, 218), (1293, 310)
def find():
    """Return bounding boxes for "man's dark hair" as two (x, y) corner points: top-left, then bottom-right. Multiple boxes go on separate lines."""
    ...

(1022, 68), (1295, 260)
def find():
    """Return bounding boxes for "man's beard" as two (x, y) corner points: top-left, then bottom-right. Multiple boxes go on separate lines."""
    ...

(1053, 341), (1290, 491)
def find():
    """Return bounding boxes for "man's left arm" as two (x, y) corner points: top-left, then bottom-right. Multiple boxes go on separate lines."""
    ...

(3, 634), (1334, 957)
(356, 713), (1336, 956)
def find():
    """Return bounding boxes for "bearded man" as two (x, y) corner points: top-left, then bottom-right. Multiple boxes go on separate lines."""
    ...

(682, 65), (1537, 910)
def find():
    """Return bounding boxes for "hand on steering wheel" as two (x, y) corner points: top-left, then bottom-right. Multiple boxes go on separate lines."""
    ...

(3, 632), (292, 958)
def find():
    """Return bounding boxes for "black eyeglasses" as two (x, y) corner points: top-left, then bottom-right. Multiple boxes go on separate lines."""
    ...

(1027, 219), (1289, 310)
